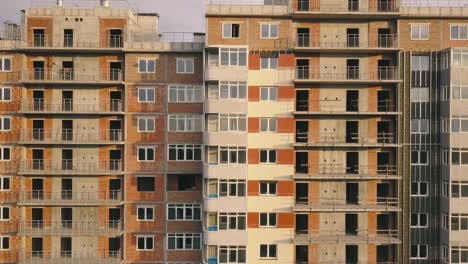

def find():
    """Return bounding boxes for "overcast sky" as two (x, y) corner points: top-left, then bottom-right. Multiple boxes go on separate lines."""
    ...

(0, 0), (205, 33)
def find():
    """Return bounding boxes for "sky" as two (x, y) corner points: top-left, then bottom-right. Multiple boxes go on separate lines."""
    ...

(0, 0), (205, 33)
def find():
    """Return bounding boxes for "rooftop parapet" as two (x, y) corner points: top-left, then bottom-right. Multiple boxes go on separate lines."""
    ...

(401, 0), (468, 16)
(125, 32), (205, 52)
(205, 0), (291, 16)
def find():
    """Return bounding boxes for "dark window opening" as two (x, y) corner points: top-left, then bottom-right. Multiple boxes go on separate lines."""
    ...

(296, 90), (309, 112)
(137, 176), (155, 192)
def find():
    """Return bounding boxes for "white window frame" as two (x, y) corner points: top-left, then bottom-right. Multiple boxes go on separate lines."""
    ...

(168, 144), (202, 161)
(451, 213), (468, 231)
(137, 88), (155, 103)
(136, 235), (154, 251)
(411, 244), (428, 259)
(217, 179), (246, 197)
(451, 246), (468, 263)
(0, 177), (10, 191)
(219, 246), (246, 264)
(260, 87), (278, 101)
(411, 181), (428, 197)
(137, 206), (154, 221)
(219, 48), (247, 67)
(168, 85), (203, 103)
(138, 59), (156, 73)
(410, 24), (429, 40)
(213, 81), (247, 100)
(411, 150), (428, 165)
(0, 58), (11, 72)
(259, 212), (277, 227)
(411, 213), (428, 228)
(0, 117), (11, 131)
(259, 181), (277, 196)
(218, 146), (247, 164)
(167, 233), (201, 250)
(219, 114), (247, 132)
(450, 24), (468, 40)
(260, 149), (277, 164)
(0, 236), (9, 251)
(0, 147), (11, 161)
(260, 23), (279, 39)
(137, 117), (155, 132)
(260, 118), (277, 133)
(0, 87), (11, 102)
(176, 58), (194, 74)
(222, 22), (241, 39)
(411, 119), (429, 134)
(260, 244), (277, 259)
(260, 57), (278, 70)
(0, 206), (10, 221)
(218, 212), (246, 230)
(168, 114), (203, 132)
(137, 146), (155, 162)
(167, 204), (202, 221)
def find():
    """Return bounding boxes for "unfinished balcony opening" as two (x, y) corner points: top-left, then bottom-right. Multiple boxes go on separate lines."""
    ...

(32, 149), (44, 170)
(61, 178), (72, 200)
(378, 0), (395, 12)
(61, 207), (72, 228)
(109, 62), (122, 81)
(295, 152), (309, 174)
(378, 28), (392, 48)
(167, 174), (201, 192)
(377, 213), (397, 234)
(32, 208), (43, 228)
(296, 121), (309, 143)
(64, 29), (73, 48)
(345, 213), (358, 235)
(297, 0), (309, 11)
(33, 61), (45, 80)
(346, 90), (359, 112)
(62, 91), (73, 111)
(378, 59), (392, 80)
(32, 120), (44, 141)
(346, 152), (359, 174)
(62, 120), (73, 141)
(109, 179), (121, 200)
(295, 213), (308, 235)
(378, 181), (397, 203)
(109, 120), (122, 141)
(346, 182), (359, 204)
(60, 237), (72, 257)
(32, 237), (43, 257)
(377, 120), (393, 143)
(109, 208), (120, 228)
(347, 28), (360, 48)
(297, 59), (309, 79)
(61, 149), (73, 170)
(377, 245), (396, 262)
(109, 237), (121, 257)
(33, 90), (44, 111)
(33, 29), (46, 47)
(377, 151), (395, 174)
(60, 61), (74, 81)
(295, 182), (308, 205)
(296, 245), (308, 264)
(32, 178), (44, 199)
(346, 59), (359, 80)
(296, 90), (309, 112)
(110, 91), (122, 112)
(297, 28), (310, 47)
(348, 0), (359, 11)
(109, 149), (122, 170)
(108, 29), (123, 48)
(377, 90), (392, 112)
(346, 245), (358, 264)
(346, 120), (359, 143)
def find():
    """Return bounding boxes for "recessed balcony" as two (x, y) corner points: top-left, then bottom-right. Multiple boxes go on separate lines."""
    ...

(293, 197), (400, 212)
(18, 220), (122, 236)
(19, 250), (121, 264)
(293, 164), (399, 179)
(17, 190), (123, 206)
(20, 100), (123, 114)
(294, 132), (398, 147)
(18, 160), (123, 175)
(294, 66), (401, 84)
(21, 68), (123, 85)
(19, 129), (123, 145)
(294, 33), (399, 51)
(293, 229), (400, 244)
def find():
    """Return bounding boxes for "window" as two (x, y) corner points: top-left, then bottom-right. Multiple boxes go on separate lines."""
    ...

(260, 87), (278, 101)
(136, 236), (154, 251)
(452, 118), (468, 132)
(260, 244), (277, 259)
(260, 57), (278, 70)
(411, 88), (429, 102)
(176, 58), (194, 74)
(223, 23), (240, 38)
(260, 182), (277, 196)
(168, 145), (202, 161)
(451, 181), (468, 198)
(168, 115), (202, 132)
(411, 213), (428, 228)
(209, 81), (247, 100)
(137, 206), (154, 221)
(0, 236), (9, 250)
(442, 212), (449, 230)
(137, 177), (155, 192)
(0, 58), (11, 72)
(260, 118), (277, 132)
(220, 48), (247, 66)
(0, 88), (11, 102)
(137, 147), (154, 161)
(453, 49), (468, 68)
(411, 182), (428, 196)
(137, 117), (155, 132)
(138, 59), (156, 73)
(168, 85), (202, 103)
(261, 24), (278, 38)
(167, 233), (201, 250)
(260, 149), (277, 164)
(411, 150), (428, 165)
(218, 213), (246, 230)
(451, 246), (468, 263)
(219, 180), (246, 197)
(451, 149), (468, 165)
(0, 117), (11, 131)
(452, 85), (468, 100)
(411, 55), (430, 88)
(442, 244), (449, 262)
(0, 207), (10, 221)
(411, 24), (429, 40)
(219, 246), (246, 263)
(411, 119), (429, 134)
(167, 204), (201, 221)
(260, 213), (277, 227)
(411, 245), (428, 259)
(451, 25), (468, 40)
(451, 214), (468, 231)
(0, 177), (10, 191)
(0, 147), (10, 161)
(138, 88), (155, 102)
(219, 114), (247, 132)
(219, 147), (246, 164)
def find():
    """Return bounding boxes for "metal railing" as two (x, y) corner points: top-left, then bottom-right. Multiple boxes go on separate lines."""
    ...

(18, 190), (122, 205)
(295, 132), (396, 145)
(19, 220), (122, 235)
(206, 0), (291, 15)
(294, 196), (399, 209)
(22, 68), (123, 82)
(294, 164), (398, 177)
(295, 34), (398, 48)
(401, 1), (468, 17)
(19, 160), (123, 174)
(21, 99), (123, 113)
(295, 66), (400, 81)
(19, 250), (121, 264)
(294, 229), (400, 243)
(125, 32), (205, 51)
(295, 99), (396, 113)
(295, 0), (399, 12)
(19, 129), (123, 143)
(26, 33), (124, 49)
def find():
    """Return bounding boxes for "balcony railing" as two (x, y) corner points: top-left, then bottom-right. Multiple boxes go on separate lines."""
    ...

(294, 229), (400, 244)
(18, 190), (122, 205)
(295, 66), (400, 81)
(295, 34), (399, 49)
(19, 160), (123, 174)
(294, 196), (399, 211)
(19, 250), (121, 264)
(295, 0), (399, 13)
(22, 68), (123, 83)
(19, 129), (123, 144)
(26, 33), (124, 49)
(295, 99), (397, 114)
(295, 132), (397, 145)
(21, 99), (123, 113)
(19, 220), (122, 235)
(125, 32), (205, 51)
(294, 164), (398, 178)
(206, 0), (291, 16)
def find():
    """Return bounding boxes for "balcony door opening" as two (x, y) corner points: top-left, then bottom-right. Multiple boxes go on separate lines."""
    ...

(109, 150), (121, 170)
(61, 61), (74, 80)
(31, 237), (43, 257)
(32, 178), (44, 200)
(109, 120), (121, 141)
(110, 91), (122, 112)
(109, 29), (123, 48)
(295, 182), (308, 205)
(31, 208), (43, 228)
(33, 61), (45, 80)
(62, 91), (73, 111)
(346, 59), (359, 80)
(62, 120), (73, 141)
(61, 207), (73, 228)
(295, 152), (309, 174)
(297, 0), (309, 11)
(295, 214), (308, 235)
(296, 90), (309, 112)
(378, 59), (392, 80)
(346, 28), (359, 48)
(109, 179), (121, 200)
(346, 245), (358, 264)
(377, 245), (394, 262)
(346, 121), (359, 143)
(345, 213), (358, 235)
(60, 237), (72, 257)
(61, 178), (72, 200)
(32, 120), (44, 141)
(346, 183), (359, 204)
(33, 29), (45, 47)
(377, 152), (390, 174)
(377, 213), (390, 231)
(346, 152), (359, 174)
(296, 121), (309, 143)
(377, 182), (390, 204)
(32, 90), (44, 111)
(297, 28), (310, 47)
(377, 121), (391, 143)
(32, 149), (44, 170)
(296, 245), (308, 263)
(346, 90), (359, 112)
(109, 237), (121, 257)
(297, 59), (309, 79)
(109, 62), (122, 81)
(109, 208), (120, 228)
(64, 29), (73, 48)
(378, 28), (392, 48)
(61, 149), (73, 170)
(377, 90), (390, 112)
(348, 0), (359, 11)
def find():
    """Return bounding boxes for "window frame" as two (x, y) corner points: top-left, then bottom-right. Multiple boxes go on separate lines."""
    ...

(259, 244), (277, 259)
(260, 118), (277, 133)
(260, 23), (279, 39)
(0, 236), (9, 251)
(167, 203), (202, 221)
(137, 146), (155, 162)
(0, 177), (10, 191)
(0, 206), (10, 221)
(0, 147), (11, 161)
(138, 59), (156, 73)
(137, 117), (155, 132)
(219, 48), (248, 67)
(410, 244), (428, 259)
(259, 212), (277, 227)
(176, 58), (195, 74)
(166, 233), (201, 250)
(260, 57), (278, 70)
(0, 117), (11, 132)
(219, 246), (246, 263)
(218, 212), (246, 231)
(0, 87), (11, 102)
(450, 24), (468, 40)
(259, 181), (277, 196)
(137, 87), (155, 103)
(410, 24), (430, 40)
(0, 58), (12, 72)
(411, 181), (429, 197)
(136, 235), (154, 251)
(168, 144), (202, 161)
(411, 213), (428, 228)
(222, 22), (241, 39)
(168, 85), (203, 103)
(411, 150), (428, 165)
(218, 179), (246, 197)
(168, 114), (203, 132)
(137, 206), (154, 222)
(260, 87), (278, 101)
(259, 149), (277, 164)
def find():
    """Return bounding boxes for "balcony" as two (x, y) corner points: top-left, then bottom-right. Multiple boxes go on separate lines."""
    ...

(18, 220), (122, 236)
(294, 132), (398, 147)
(295, 34), (399, 51)
(21, 33), (123, 51)
(294, 197), (399, 212)
(294, 100), (399, 116)
(294, 229), (400, 244)
(295, 66), (400, 84)
(19, 250), (121, 264)
(205, 0), (291, 16)
(19, 130), (123, 145)
(21, 68), (123, 85)
(125, 32), (205, 52)
(294, 164), (399, 179)
(21, 100), (123, 114)
(19, 160), (123, 175)
(294, 0), (399, 17)
(18, 191), (122, 206)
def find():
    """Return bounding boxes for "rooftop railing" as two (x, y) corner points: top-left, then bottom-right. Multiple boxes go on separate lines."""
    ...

(125, 32), (205, 51)
(296, 0), (399, 13)
(206, 0), (291, 15)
